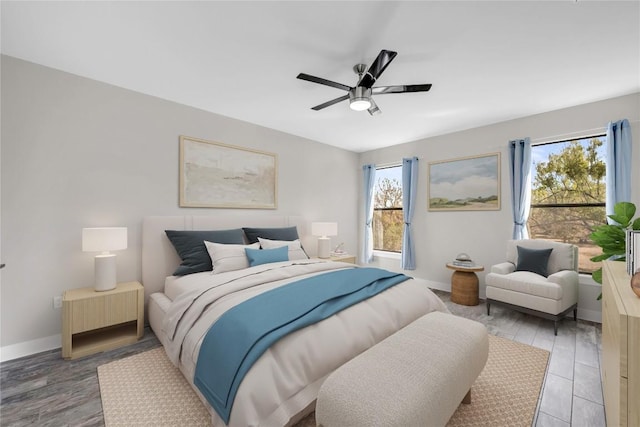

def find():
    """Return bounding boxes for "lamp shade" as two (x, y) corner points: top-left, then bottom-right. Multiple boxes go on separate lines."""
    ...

(82, 227), (128, 252)
(311, 222), (338, 237)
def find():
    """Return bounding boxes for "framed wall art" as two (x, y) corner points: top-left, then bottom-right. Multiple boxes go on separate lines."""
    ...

(428, 152), (501, 211)
(179, 136), (277, 209)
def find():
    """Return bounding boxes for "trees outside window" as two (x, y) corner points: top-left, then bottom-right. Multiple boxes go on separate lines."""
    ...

(529, 136), (606, 273)
(373, 166), (403, 252)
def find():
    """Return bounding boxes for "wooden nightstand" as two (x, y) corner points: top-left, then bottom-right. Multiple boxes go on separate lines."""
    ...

(62, 281), (144, 359)
(328, 254), (356, 264)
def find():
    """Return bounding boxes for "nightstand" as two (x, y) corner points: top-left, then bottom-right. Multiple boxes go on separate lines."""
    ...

(62, 281), (144, 359)
(328, 254), (356, 264)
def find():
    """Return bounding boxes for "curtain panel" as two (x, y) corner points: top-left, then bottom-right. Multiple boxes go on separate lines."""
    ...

(401, 157), (418, 270)
(509, 138), (532, 240)
(362, 164), (376, 263)
(606, 119), (632, 220)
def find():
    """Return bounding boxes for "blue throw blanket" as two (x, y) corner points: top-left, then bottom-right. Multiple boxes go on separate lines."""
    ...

(193, 267), (409, 423)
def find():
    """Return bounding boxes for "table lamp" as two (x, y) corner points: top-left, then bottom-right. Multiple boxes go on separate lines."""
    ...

(82, 227), (127, 291)
(311, 222), (337, 259)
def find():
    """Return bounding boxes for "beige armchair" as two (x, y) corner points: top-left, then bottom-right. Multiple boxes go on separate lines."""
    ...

(486, 239), (579, 335)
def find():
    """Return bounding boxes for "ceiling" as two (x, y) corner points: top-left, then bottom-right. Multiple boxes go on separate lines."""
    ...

(2, 1), (639, 153)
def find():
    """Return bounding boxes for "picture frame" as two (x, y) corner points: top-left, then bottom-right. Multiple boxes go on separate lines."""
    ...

(179, 136), (278, 209)
(428, 152), (501, 211)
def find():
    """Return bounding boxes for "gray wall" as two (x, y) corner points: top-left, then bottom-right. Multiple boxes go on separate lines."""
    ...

(359, 92), (640, 322)
(0, 56), (359, 351)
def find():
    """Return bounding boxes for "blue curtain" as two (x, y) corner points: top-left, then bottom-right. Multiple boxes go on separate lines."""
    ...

(606, 119), (632, 220)
(401, 157), (418, 270)
(362, 164), (376, 264)
(509, 138), (532, 240)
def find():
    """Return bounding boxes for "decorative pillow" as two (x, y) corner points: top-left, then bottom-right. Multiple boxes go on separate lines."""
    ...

(204, 241), (260, 274)
(258, 237), (309, 260)
(515, 246), (553, 277)
(165, 229), (245, 276)
(245, 246), (289, 267)
(242, 226), (300, 244)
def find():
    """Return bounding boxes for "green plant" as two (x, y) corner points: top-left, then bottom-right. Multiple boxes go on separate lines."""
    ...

(590, 201), (640, 286)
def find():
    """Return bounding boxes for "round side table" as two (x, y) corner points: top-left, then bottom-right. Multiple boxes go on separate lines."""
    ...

(446, 263), (484, 306)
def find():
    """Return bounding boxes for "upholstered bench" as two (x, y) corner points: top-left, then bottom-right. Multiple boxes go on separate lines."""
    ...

(315, 311), (489, 427)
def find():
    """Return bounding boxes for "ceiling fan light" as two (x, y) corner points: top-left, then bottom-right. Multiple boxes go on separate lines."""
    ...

(350, 99), (371, 111)
(349, 87), (372, 111)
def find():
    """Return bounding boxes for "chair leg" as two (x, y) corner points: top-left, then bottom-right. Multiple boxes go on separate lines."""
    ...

(573, 308), (577, 321)
(486, 301), (490, 316)
(553, 321), (558, 336)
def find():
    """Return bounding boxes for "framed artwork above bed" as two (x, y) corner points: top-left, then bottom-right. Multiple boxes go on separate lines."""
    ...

(179, 136), (278, 209)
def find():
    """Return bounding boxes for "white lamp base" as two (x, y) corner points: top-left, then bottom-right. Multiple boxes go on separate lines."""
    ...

(94, 254), (117, 291)
(318, 237), (331, 259)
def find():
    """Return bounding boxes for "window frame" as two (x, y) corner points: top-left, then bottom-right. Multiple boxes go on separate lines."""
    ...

(372, 163), (403, 254)
(529, 133), (607, 274)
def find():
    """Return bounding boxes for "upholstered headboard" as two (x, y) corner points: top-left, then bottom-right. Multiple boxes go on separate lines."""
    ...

(141, 215), (307, 305)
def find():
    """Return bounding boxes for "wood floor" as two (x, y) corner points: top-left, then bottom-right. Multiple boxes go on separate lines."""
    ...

(0, 290), (604, 427)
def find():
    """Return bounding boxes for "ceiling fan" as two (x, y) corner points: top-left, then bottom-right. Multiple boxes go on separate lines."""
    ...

(297, 49), (432, 115)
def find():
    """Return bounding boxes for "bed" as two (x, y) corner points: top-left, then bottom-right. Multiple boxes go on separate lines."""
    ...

(143, 215), (449, 427)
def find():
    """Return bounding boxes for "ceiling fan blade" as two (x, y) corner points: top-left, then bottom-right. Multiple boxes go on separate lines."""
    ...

(368, 98), (381, 116)
(358, 49), (398, 88)
(311, 94), (350, 111)
(297, 73), (352, 92)
(372, 84), (432, 94)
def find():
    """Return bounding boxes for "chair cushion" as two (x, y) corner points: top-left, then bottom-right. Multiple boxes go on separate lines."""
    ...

(485, 286), (564, 315)
(515, 246), (553, 277)
(486, 271), (563, 300)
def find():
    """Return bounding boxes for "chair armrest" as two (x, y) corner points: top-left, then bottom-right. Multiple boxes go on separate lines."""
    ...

(547, 269), (578, 286)
(490, 262), (515, 275)
(547, 270), (579, 303)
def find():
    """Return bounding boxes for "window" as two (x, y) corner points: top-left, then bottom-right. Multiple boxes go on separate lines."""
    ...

(373, 165), (403, 252)
(528, 135), (606, 273)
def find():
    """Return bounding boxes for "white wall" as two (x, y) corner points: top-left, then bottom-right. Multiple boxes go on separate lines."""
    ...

(2, 54), (637, 359)
(358, 93), (640, 322)
(0, 56), (360, 357)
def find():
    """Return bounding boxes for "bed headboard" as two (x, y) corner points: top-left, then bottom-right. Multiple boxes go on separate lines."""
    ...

(141, 215), (307, 305)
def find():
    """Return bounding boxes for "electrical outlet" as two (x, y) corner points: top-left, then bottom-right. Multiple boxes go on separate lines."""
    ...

(53, 296), (63, 309)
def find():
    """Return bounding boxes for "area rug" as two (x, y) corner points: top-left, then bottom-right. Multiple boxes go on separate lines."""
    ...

(98, 335), (549, 426)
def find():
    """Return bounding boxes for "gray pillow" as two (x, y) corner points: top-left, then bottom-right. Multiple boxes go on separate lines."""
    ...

(242, 226), (300, 244)
(165, 229), (245, 276)
(515, 246), (553, 277)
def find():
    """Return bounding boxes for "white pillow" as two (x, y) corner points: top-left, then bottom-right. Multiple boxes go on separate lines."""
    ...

(258, 238), (309, 260)
(204, 241), (260, 274)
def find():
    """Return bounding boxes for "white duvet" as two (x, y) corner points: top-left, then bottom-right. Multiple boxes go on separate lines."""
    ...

(162, 260), (448, 427)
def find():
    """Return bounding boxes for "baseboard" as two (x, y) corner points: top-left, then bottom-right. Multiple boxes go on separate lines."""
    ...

(576, 307), (602, 323)
(0, 334), (61, 363)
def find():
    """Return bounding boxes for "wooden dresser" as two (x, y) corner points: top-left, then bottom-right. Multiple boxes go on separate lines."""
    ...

(601, 261), (640, 426)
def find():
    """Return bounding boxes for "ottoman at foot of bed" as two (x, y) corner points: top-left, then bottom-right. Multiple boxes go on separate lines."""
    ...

(316, 311), (488, 427)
